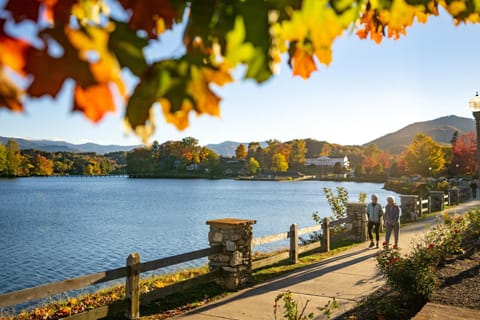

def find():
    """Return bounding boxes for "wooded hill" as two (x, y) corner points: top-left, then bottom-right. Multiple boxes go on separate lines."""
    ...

(367, 115), (474, 154)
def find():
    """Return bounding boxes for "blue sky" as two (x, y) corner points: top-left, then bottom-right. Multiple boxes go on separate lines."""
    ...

(0, 7), (479, 147)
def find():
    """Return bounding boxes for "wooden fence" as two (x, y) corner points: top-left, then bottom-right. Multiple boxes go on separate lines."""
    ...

(0, 216), (349, 320)
(416, 193), (451, 216)
(251, 217), (347, 270)
(0, 247), (222, 319)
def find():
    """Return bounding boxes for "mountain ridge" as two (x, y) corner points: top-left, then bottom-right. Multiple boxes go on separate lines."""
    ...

(366, 115), (474, 153)
(1, 115), (473, 156)
(0, 137), (140, 154)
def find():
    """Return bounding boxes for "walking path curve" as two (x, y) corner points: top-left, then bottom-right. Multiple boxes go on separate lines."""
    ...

(176, 201), (480, 320)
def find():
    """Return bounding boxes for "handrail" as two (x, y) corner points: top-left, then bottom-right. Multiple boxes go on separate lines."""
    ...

(0, 246), (221, 309)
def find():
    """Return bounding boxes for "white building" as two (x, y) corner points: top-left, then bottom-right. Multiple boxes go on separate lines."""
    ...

(305, 156), (350, 168)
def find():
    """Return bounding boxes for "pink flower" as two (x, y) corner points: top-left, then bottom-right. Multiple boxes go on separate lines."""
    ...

(428, 243), (434, 249)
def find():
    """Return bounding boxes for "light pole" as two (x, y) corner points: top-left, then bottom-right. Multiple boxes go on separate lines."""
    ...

(469, 91), (480, 199)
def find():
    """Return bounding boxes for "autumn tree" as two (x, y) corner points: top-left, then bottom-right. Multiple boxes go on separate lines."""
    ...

(204, 151), (222, 178)
(2, 1), (477, 141)
(5, 140), (24, 176)
(0, 143), (6, 174)
(31, 154), (54, 176)
(246, 157), (260, 175)
(450, 131), (477, 177)
(289, 139), (307, 170)
(235, 144), (247, 160)
(271, 153), (289, 173)
(402, 133), (446, 177)
(319, 143), (332, 157)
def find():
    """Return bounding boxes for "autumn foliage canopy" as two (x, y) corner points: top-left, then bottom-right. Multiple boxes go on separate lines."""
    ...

(0, 0), (478, 141)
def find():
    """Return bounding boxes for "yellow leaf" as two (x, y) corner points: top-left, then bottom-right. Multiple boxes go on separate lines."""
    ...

(160, 98), (192, 130)
(66, 25), (125, 97)
(224, 16), (255, 68)
(448, 1), (467, 16)
(72, 0), (110, 25)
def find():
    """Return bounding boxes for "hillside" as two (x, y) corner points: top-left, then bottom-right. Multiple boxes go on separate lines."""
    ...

(0, 137), (139, 154)
(1, 115), (472, 156)
(366, 115), (474, 154)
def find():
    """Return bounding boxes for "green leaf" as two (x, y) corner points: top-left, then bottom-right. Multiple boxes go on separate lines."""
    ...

(109, 20), (149, 76)
(125, 66), (160, 129)
(234, 0), (273, 82)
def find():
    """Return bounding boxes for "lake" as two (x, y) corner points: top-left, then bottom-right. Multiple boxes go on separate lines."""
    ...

(0, 177), (398, 294)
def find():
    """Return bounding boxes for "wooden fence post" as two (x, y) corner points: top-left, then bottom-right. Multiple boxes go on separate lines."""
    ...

(289, 224), (299, 264)
(322, 218), (330, 252)
(126, 252), (140, 320)
(417, 197), (422, 216)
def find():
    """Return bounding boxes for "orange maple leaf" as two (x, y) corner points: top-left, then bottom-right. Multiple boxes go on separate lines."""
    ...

(73, 84), (115, 122)
(356, 11), (384, 44)
(26, 47), (95, 97)
(0, 34), (30, 74)
(291, 47), (317, 79)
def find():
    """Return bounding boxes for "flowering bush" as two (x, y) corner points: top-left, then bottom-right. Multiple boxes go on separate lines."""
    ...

(376, 245), (438, 302)
(376, 209), (480, 303)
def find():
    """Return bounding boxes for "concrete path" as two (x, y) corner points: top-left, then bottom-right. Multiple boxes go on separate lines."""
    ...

(176, 201), (480, 320)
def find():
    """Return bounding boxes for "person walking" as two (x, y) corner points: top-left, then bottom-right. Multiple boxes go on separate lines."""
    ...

(367, 194), (383, 249)
(470, 179), (478, 199)
(384, 196), (400, 249)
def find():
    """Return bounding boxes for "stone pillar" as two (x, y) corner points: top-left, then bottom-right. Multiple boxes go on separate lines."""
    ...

(206, 218), (256, 291)
(429, 191), (445, 212)
(448, 188), (460, 205)
(400, 195), (418, 223)
(346, 202), (368, 242)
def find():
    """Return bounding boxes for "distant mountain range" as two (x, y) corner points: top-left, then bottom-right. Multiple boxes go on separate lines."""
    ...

(0, 137), (140, 154)
(367, 115), (474, 154)
(1, 115), (474, 156)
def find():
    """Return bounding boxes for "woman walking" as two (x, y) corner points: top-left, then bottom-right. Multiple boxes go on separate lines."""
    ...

(384, 196), (400, 249)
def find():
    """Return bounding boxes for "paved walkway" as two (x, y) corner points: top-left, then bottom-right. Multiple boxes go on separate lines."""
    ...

(176, 201), (480, 320)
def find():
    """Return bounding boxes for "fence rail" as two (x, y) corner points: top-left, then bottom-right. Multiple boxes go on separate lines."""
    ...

(0, 246), (222, 317)
(251, 216), (348, 269)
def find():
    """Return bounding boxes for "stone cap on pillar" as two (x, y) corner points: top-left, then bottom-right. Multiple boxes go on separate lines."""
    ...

(206, 218), (257, 227)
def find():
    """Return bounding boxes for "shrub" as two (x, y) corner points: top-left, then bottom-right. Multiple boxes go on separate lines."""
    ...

(376, 245), (438, 302)
(376, 211), (472, 302)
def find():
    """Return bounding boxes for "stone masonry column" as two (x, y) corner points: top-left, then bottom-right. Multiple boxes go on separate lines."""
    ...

(429, 191), (445, 212)
(448, 188), (460, 206)
(346, 202), (368, 242)
(206, 218), (256, 291)
(400, 195), (418, 223)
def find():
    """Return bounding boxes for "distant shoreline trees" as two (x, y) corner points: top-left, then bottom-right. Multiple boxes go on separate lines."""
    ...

(1, 131), (477, 180)
(0, 140), (126, 177)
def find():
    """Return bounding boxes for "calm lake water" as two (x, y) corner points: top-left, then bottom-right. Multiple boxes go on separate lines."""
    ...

(0, 177), (398, 294)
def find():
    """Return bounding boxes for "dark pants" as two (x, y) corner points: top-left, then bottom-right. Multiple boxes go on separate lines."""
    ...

(368, 221), (380, 242)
